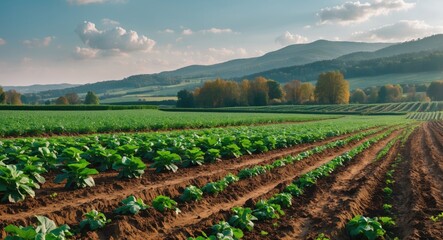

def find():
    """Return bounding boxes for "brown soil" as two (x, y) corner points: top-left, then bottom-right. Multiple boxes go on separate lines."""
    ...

(393, 122), (443, 239)
(0, 127), (372, 238)
(3, 123), (441, 240)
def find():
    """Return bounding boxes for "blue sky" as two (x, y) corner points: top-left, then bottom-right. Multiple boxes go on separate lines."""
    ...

(0, 0), (442, 86)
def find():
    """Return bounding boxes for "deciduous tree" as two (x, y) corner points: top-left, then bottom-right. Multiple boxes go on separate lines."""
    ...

(176, 89), (194, 108)
(378, 85), (402, 103)
(315, 71), (350, 104)
(427, 80), (443, 101)
(84, 91), (100, 105)
(56, 96), (69, 105)
(350, 89), (367, 104)
(65, 92), (81, 104)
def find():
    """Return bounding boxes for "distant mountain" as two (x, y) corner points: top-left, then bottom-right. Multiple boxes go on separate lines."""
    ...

(35, 40), (391, 99)
(163, 40), (392, 79)
(241, 35), (443, 84)
(3, 83), (79, 94)
(338, 34), (443, 61)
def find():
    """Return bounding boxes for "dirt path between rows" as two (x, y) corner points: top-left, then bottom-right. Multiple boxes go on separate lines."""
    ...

(0, 127), (377, 237)
(249, 128), (403, 240)
(394, 122), (443, 239)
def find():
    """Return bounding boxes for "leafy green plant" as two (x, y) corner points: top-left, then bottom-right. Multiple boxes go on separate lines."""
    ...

(180, 185), (203, 202)
(315, 233), (330, 240)
(0, 165), (39, 203)
(383, 204), (392, 212)
(268, 193), (292, 208)
(187, 221), (244, 240)
(152, 195), (180, 214)
(151, 150), (181, 172)
(229, 207), (257, 231)
(4, 215), (72, 240)
(346, 215), (386, 240)
(54, 159), (98, 189)
(238, 166), (267, 179)
(284, 183), (304, 197)
(223, 173), (239, 184)
(79, 210), (110, 231)
(204, 148), (221, 163)
(383, 187), (393, 196)
(202, 180), (228, 195)
(182, 147), (205, 167)
(221, 144), (242, 158)
(114, 195), (149, 215)
(430, 212), (443, 222)
(112, 156), (146, 179)
(252, 200), (284, 220)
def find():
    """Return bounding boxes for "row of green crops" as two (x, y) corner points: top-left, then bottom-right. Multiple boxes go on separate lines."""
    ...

(189, 128), (397, 239)
(0, 109), (338, 137)
(2, 125), (387, 239)
(1, 118), (396, 203)
(406, 111), (443, 121)
(167, 101), (443, 115)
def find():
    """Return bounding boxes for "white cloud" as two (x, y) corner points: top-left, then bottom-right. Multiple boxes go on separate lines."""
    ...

(318, 0), (415, 25)
(275, 31), (309, 46)
(75, 21), (155, 52)
(352, 20), (443, 42)
(101, 18), (120, 27)
(202, 28), (233, 34)
(72, 47), (99, 59)
(182, 29), (193, 35)
(67, 0), (126, 5)
(22, 36), (54, 48)
(160, 28), (175, 34)
(0, 38), (6, 46)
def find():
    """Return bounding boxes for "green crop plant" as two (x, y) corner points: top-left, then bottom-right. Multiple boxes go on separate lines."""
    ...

(211, 221), (244, 240)
(204, 148), (221, 163)
(79, 210), (110, 231)
(229, 207), (257, 231)
(202, 180), (229, 195)
(346, 215), (386, 240)
(0, 165), (39, 203)
(284, 183), (304, 197)
(180, 185), (203, 202)
(430, 212), (443, 222)
(268, 193), (293, 208)
(112, 156), (146, 179)
(4, 216), (72, 240)
(54, 159), (98, 189)
(223, 173), (239, 184)
(152, 195), (180, 214)
(151, 150), (181, 172)
(237, 166), (267, 179)
(114, 195), (149, 215)
(182, 147), (205, 167)
(315, 233), (330, 240)
(252, 200), (285, 220)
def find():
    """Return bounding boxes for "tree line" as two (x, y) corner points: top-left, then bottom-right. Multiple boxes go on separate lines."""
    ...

(177, 71), (350, 108)
(0, 87), (100, 105)
(177, 72), (443, 108)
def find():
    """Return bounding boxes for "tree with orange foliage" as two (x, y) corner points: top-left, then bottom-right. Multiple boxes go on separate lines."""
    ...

(315, 71), (349, 104)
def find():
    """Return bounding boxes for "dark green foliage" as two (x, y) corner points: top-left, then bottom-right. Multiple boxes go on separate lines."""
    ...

(112, 156), (146, 179)
(152, 195), (180, 214)
(180, 185), (203, 202)
(4, 216), (72, 240)
(54, 159), (98, 189)
(229, 207), (257, 231)
(79, 210), (110, 231)
(0, 165), (39, 203)
(114, 195), (149, 215)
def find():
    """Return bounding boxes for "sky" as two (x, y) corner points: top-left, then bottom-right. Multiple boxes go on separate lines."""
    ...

(0, 0), (442, 86)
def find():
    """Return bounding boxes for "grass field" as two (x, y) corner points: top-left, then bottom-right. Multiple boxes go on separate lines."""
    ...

(0, 109), (338, 137)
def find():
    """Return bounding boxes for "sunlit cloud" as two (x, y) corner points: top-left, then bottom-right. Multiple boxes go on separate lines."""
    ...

(0, 38), (6, 46)
(22, 36), (54, 48)
(275, 31), (309, 46)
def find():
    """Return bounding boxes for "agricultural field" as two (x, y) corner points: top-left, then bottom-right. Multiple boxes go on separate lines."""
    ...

(1, 113), (442, 240)
(0, 109), (337, 137)
(172, 101), (443, 115)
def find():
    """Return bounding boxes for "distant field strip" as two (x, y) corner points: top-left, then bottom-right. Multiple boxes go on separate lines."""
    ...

(0, 109), (337, 137)
(407, 111), (443, 121)
(167, 102), (443, 115)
